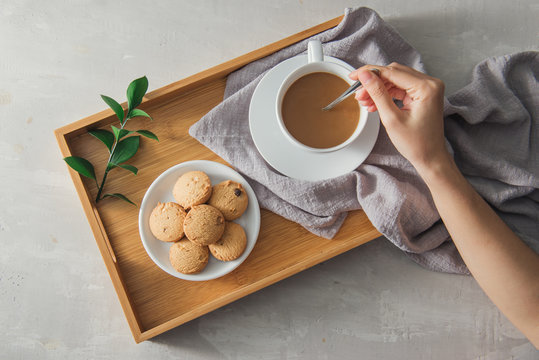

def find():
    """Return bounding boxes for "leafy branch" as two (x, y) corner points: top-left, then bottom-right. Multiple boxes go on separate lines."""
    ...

(64, 76), (158, 205)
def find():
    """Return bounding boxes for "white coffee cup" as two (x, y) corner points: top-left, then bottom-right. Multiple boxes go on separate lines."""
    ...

(275, 40), (368, 153)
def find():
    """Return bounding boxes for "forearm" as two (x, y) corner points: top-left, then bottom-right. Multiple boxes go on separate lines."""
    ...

(416, 154), (539, 346)
(353, 63), (539, 345)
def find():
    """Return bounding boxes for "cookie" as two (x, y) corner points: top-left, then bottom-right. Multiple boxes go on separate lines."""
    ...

(172, 171), (212, 210)
(149, 202), (186, 242)
(169, 239), (209, 274)
(208, 222), (247, 261)
(183, 204), (225, 246)
(207, 180), (249, 220)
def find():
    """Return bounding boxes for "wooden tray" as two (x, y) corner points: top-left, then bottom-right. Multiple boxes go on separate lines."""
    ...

(54, 15), (381, 343)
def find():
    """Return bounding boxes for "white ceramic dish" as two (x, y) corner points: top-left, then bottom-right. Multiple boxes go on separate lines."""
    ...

(139, 160), (261, 281)
(249, 54), (380, 181)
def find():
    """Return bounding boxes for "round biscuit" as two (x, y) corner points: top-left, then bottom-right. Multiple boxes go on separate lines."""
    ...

(172, 171), (212, 210)
(169, 239), (209, 274)
(208, 222), (247, 261)
(208, 180), (249, 220)
(149, 202), (186, 242)
(183, 204), (225, 246)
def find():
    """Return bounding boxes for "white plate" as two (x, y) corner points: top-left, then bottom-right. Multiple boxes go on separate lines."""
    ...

(249, 55), (380, 181)
(138, 160), (261, 281)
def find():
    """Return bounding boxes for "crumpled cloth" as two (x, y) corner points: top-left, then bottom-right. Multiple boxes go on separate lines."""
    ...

(189, 7), (538, 274)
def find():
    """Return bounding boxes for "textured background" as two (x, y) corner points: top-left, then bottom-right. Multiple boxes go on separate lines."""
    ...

(1, 1), (538, 359)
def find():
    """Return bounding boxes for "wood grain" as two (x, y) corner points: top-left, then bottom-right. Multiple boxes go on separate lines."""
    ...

(54, 14), (381, 343)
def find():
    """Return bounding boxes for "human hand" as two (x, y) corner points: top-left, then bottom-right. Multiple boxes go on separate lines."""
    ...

(349, 63), (449, 174)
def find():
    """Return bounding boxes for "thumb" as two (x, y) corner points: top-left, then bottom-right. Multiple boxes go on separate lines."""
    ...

(357, 69), (399, 118)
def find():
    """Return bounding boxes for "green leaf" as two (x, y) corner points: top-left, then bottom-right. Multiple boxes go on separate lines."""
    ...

(128, 108), (152, 121)
(111, 125), (132, 141)
(100, 95), (125, 124)
(111, 125), (121, 140)
(117, 164), (138, 175)
(88, 129), (115, 152)
(136, 130), (159, 141)
(64, 156), (96, 180)
(126, 76), (148, 114)
(111, 136), (140, 165)
(118, 129), (132, 140)
(103, 193), (136, 206)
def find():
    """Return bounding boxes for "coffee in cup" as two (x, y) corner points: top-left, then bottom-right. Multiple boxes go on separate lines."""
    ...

(281, 71), (359, 149)
(276, 40), (367, 153)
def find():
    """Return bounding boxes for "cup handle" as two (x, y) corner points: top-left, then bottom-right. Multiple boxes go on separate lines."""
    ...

(307, 40), (324, 63)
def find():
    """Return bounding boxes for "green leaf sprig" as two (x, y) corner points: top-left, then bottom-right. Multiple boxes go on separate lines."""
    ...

(64, 76), (158, 205)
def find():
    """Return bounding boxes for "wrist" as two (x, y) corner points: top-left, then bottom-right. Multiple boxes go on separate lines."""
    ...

(412, 151), (458, 184)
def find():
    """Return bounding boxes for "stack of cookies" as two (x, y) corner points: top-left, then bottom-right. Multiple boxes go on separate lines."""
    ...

(149, 170), (249, 275)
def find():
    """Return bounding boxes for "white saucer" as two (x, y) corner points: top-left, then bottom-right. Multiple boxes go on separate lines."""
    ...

(249, 55), (380, 181)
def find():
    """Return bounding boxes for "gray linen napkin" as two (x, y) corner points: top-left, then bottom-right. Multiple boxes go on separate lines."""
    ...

(408, 51), (539, 271)
(189, 7), (538, 274)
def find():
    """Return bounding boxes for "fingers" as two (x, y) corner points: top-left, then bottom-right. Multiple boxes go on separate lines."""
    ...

(388, 87), (406, 101)
(350, 62), (428, 91)
(355, 86), (406, 102)
(349, 63), (431, 116)
(355, 69), (399, 117)
(354, 87), (370, 101)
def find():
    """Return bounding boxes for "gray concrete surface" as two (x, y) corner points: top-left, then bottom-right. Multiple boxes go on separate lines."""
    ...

(1, 1), (538, 359)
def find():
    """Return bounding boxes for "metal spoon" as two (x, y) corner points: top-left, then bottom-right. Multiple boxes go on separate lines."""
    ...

(322, 68), (380, 111)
